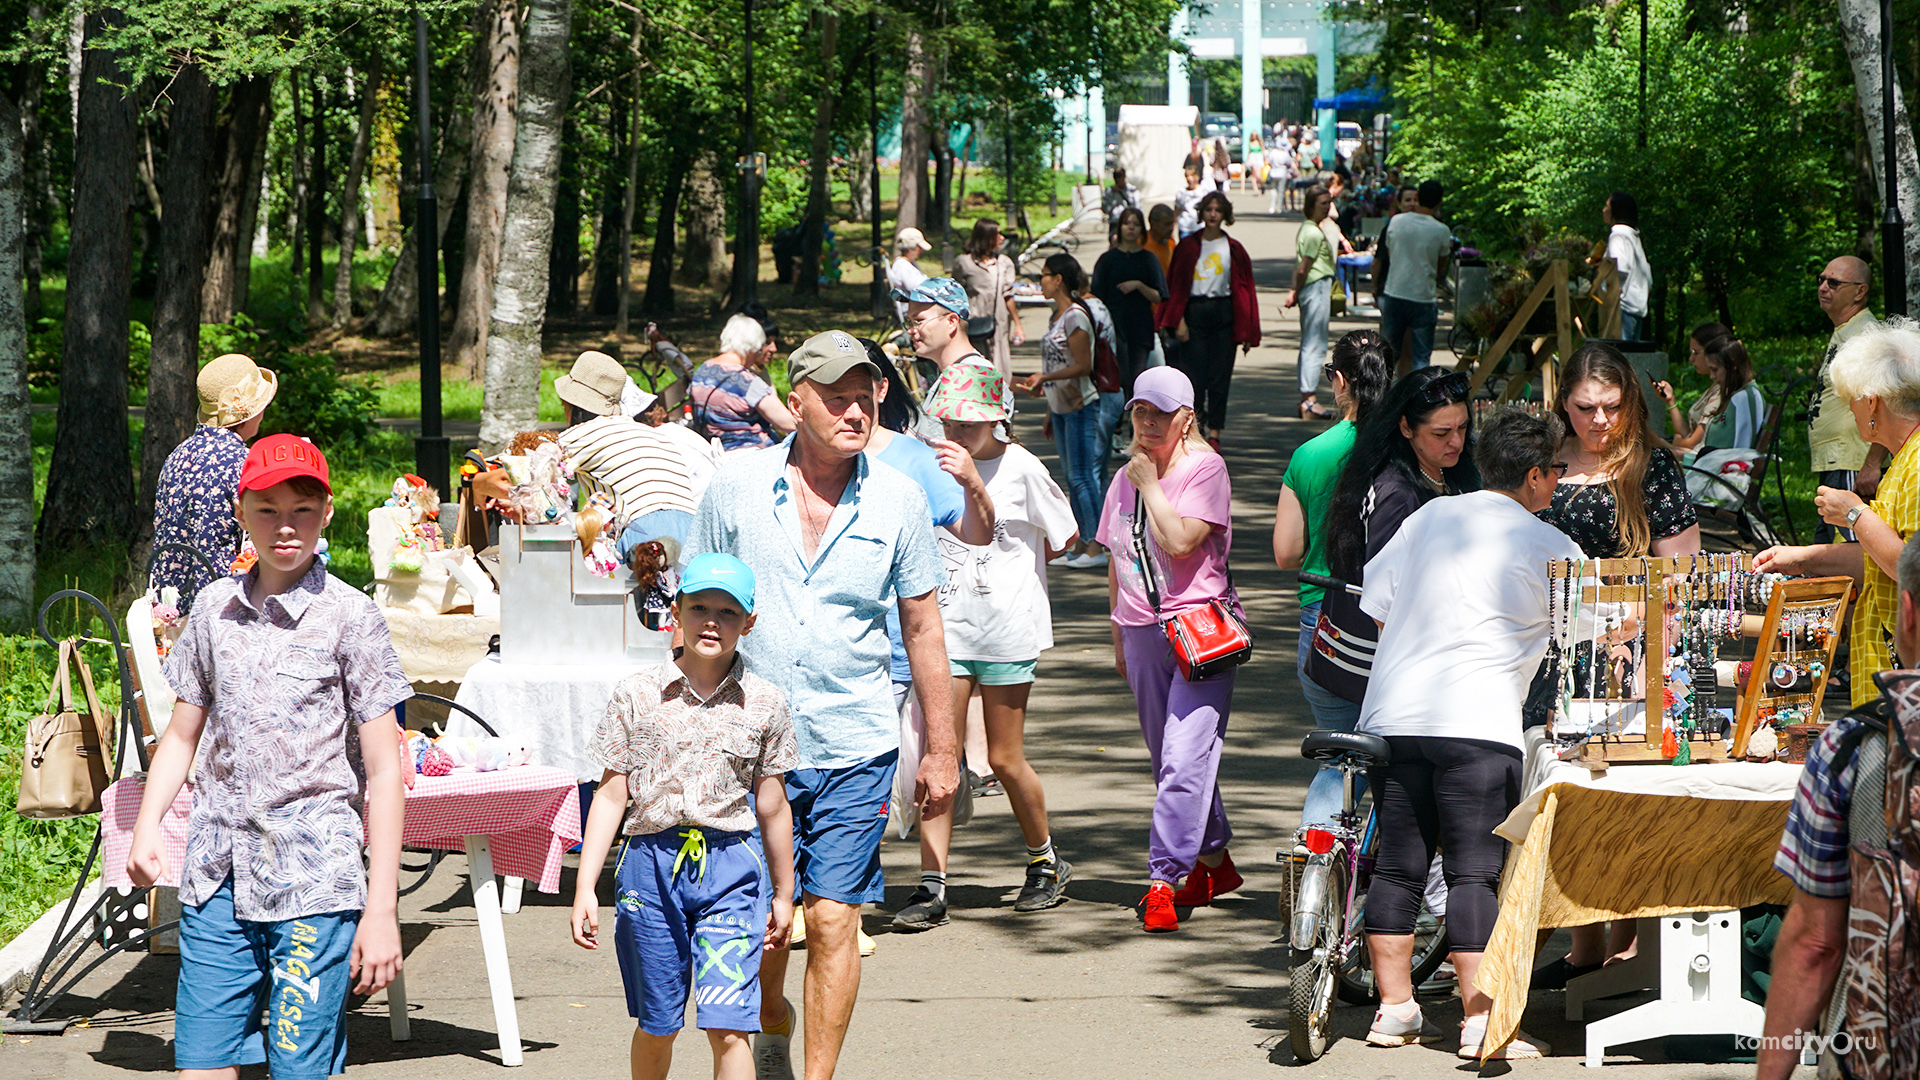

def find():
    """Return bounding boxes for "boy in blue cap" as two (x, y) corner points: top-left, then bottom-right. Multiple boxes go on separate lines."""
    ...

(572, 553), (798, 1080)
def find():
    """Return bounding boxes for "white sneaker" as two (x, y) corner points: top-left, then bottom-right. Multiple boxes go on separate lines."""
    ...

(1048, 552), (1074, 567)
(753, 1029), (794, 1080)
(1365, 1000), (1442, 1047)
(1458, 1016), (1550, 1059)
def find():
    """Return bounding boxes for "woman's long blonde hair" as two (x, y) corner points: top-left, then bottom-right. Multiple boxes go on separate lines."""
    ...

(1555, 343), (1660, 555)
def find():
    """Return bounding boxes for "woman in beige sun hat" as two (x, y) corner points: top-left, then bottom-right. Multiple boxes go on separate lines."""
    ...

(149, 354), (278, 610)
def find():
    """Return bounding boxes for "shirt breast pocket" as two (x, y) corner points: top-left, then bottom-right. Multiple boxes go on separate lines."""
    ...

(839, 532), (897, 595)
(275, 649), (340, 717)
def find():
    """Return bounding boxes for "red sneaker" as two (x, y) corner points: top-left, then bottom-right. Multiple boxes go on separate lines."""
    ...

(1208, 850), (1244, 896)
(1142, 883), (1179, 932)
(1170, 866), (1212, 906)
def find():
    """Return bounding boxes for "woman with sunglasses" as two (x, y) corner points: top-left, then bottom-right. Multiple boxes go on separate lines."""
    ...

(1529, 341), (1699, 992)
(1019, 253), (1108, 568)
(1272, 330), (1394, 830)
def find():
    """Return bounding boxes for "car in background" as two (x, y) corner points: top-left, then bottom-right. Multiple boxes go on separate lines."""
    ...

(1335, 121), (1364, 162)
(1199, 111), (1243, 162)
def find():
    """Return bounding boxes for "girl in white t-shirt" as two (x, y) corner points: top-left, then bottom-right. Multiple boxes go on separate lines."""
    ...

(890, 363), (1081, 932)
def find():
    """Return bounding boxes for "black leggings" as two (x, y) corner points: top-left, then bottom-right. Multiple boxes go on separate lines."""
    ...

(1362, 735), (1521, 952)
(1174, 295), (1236, 432)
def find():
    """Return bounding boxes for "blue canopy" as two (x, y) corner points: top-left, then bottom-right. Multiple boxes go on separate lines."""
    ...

(1312, 85), (1386, 111)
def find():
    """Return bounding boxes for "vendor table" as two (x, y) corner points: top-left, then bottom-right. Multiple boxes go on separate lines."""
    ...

(100, 767), (583, 1067)
(448, 655), (655, 783)
(382, 608), (500, 684)
(1475, 758), (1800, 1065)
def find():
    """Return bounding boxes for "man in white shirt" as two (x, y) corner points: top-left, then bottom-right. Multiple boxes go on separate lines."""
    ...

(887, 227), (932, 324)
(1601, 190), (1651, 341)
(551, 350), (701, 555)
(1372, 180), (1454, 372)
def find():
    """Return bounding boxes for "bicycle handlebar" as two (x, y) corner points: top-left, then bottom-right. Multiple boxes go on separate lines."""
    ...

(1298, 571), (1363, 596)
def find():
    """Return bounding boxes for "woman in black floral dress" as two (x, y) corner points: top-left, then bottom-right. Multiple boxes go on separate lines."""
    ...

(1532, 341), (1699, 989)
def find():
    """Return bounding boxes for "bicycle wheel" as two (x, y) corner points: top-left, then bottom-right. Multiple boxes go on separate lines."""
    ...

(1287, 857), (1348, 1063)
(1447, 324), (1480, 366)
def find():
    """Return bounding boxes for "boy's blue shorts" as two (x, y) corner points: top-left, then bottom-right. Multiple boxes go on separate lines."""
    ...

(175, 876), (359, 1080)
(785, 749), (897, 905)
(614, 828), (767, 1036)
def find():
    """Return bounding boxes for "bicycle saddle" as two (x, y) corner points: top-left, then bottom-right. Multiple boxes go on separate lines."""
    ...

(1300, 730), (1391, 765)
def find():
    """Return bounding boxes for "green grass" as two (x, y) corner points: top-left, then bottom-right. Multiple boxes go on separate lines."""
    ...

(373, 367), (566, 424)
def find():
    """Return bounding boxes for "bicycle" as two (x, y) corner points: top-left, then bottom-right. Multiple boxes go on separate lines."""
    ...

(1285, 573), (1449, 1062)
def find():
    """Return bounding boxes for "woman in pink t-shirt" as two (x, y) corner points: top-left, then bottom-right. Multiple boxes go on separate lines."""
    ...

(1094, 367), (1241, 933)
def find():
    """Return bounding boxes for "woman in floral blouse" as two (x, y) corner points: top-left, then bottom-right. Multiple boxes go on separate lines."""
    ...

(149, 353), (276, 610)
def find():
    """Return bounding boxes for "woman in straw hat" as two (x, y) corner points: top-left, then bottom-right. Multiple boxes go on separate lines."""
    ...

(149, 353), (277, 611)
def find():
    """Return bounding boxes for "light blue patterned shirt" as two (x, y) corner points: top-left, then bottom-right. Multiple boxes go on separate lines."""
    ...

(688, 440), (945, 770)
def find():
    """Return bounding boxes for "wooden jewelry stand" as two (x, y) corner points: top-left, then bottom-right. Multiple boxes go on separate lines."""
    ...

(1550, 555), (1756, 765)
(1461, 258), (1576, 404)
(1729, 576), (1854, 758)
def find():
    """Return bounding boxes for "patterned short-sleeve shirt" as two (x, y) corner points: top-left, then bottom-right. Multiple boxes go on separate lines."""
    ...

(1775, 715), (1868, 897)
(149, 425), (248, 612)
(1852, 434), (1920, 705)
(589, 658), (798, 835)
(163, 560), (413, 921)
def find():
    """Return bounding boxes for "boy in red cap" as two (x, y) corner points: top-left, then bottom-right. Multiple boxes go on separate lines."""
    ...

(127, 433), (413, 1080)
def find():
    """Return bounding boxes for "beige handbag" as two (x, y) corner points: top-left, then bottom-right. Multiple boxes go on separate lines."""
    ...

(17, 641), (116, 819)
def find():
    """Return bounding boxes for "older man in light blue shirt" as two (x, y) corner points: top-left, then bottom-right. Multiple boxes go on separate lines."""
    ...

(686, 328), (956, 1080)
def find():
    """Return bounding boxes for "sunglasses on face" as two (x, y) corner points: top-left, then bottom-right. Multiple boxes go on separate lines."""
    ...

(1416, 371), (1471, 405)
(1817, 274), (1864, 290)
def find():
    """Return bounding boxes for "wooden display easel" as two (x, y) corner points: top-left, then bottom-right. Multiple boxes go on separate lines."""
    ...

(1729, 576), (1854, 758)
(1550, 555), (1755, 765)
(1584, 258), (1624, 340)
(1462, 258), (1576, 404)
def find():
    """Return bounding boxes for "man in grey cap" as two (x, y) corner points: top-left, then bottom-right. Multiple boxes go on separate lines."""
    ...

(686, 329), (956, 1080)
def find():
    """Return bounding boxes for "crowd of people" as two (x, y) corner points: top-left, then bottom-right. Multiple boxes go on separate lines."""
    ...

(126, 118), (1920, 1080)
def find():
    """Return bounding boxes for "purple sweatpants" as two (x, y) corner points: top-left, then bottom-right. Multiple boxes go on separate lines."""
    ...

(1120, 623), (1235, 884)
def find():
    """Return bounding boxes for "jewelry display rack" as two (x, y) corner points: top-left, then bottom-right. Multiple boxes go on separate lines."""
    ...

(1729, 575), (1854, 758)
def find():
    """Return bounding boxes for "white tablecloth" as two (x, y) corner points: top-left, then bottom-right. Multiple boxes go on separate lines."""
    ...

(448, 657), (652, 782)
(1497, 740), (1803, 844)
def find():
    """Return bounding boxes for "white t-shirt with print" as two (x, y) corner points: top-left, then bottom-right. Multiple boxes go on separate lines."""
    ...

(1191, 235), (1232, 298)
(1358, 490), (1583, 752)
(1606, 224), (1651, 316)
(935, 443), (1079, 662)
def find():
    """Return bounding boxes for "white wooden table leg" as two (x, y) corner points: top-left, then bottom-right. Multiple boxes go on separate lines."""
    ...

(466, 835), (523, 1066)
(387, 966), (411, 1041)
(1580, 911), (1764, 1067)
(501, 876), (524, 915)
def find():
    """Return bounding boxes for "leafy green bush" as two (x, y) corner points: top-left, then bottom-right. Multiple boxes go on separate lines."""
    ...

(262, 350), (381, 445)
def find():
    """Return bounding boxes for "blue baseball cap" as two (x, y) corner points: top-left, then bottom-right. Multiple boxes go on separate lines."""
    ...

(677, 553), (757, 613)
(893, 277), (970, 317)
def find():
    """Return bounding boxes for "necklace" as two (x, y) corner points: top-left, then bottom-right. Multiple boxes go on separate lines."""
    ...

(1418, 463), (1445, 489)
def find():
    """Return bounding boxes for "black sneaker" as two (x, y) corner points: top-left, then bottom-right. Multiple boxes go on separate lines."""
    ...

(1013, 856), (1072, 912)
(890, 887), (949, 931)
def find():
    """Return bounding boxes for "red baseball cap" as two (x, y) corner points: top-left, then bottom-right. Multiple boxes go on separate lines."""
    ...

(238, 434), (331, 495)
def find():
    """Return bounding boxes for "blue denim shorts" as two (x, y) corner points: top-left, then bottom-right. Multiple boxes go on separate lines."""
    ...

(175, 877), (359, 1080)
(614, 828), (767, 1035)
(785, 750), (898, 904)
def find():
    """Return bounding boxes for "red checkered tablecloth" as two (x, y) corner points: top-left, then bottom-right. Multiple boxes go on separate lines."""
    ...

(101, 765), (583, 895)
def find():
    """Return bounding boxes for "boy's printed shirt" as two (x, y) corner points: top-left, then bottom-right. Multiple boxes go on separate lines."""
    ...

(591, 657), (798, 836)
(164, 560), (412, 921)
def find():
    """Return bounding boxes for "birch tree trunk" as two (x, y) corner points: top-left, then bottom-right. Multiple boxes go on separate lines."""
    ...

(0, 92), (32, 627)
(332, 57), (384, 327)
(452, 0), (520, 379)
(39, 10), (137, 552)
(479, 0), (572, 452)
(139, 63), (217, 533)
(897, 29), (930, 230)
(201, 76), (272, 324)
(1838, 0), (1920, 313)
(794, 10), (840, 298)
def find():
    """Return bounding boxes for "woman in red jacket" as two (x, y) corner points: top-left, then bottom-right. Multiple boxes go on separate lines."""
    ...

(1157, 191), (1261, 449)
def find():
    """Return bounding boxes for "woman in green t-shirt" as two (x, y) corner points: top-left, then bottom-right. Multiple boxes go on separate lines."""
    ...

(1273, 330), (1394, 828)
(1286, 185), (1340, 420)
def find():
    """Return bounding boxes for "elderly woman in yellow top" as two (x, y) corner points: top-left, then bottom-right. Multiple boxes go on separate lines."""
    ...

(1755, 318), (1920, 705)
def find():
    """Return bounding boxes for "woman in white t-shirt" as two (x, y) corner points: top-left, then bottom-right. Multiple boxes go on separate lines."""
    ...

(1017, 253), (1107, 568)
(908, 363), (1081, 923)
(1354, 408), (1576, 1060)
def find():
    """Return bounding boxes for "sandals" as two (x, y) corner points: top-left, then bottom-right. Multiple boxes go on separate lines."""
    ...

(1299, 401), (1334, 420)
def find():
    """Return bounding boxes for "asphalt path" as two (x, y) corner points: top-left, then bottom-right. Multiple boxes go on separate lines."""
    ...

(3, 204), (1754, 1078)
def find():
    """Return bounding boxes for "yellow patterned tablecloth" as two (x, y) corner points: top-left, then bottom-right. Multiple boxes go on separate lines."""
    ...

(1476, 764), (1799, 1059)
(380, 608), (500, 684)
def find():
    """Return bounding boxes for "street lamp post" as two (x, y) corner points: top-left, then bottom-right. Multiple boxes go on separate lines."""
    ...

(412, 7), (448, 497)
(1882, 0), (1907, 316)
(735, 0), (760, 306)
